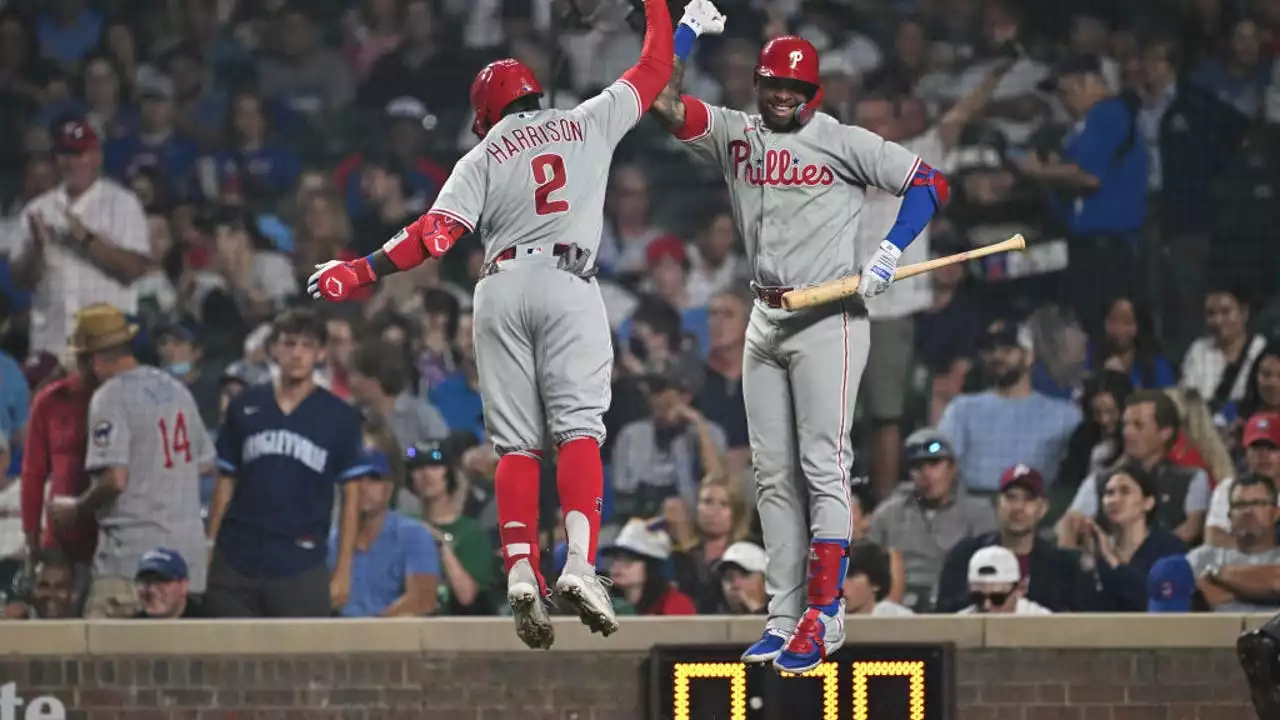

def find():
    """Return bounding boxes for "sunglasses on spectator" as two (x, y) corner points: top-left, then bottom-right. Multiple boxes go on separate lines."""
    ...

(970, 591), (1012, 607)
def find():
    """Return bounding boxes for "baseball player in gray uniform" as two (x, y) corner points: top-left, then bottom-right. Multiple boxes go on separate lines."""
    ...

(652, 4), (951, 673)
(307, 0), (678, 650)
(48, 304), (212, 618)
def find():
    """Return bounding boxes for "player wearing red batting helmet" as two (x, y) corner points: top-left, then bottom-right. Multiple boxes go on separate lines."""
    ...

(470, 59), (544, 139)
(753, 35), (825, 128)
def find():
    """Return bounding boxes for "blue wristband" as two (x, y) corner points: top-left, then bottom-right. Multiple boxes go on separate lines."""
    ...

(674, 24), (698, 61)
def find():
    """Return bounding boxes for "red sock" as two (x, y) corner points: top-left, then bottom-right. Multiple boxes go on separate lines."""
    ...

(495, 451), (543, 580)
(556, 437), (604, 563)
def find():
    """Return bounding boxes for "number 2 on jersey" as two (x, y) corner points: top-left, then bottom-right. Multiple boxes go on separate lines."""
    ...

(158, 412), (192, 469)
(531, 153), (570, 215)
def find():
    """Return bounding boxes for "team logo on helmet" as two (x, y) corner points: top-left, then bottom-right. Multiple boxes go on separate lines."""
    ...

(789, 50), (804, 69)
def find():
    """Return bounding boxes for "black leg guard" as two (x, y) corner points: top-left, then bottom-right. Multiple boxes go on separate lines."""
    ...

(1238, 611), (1280, 719)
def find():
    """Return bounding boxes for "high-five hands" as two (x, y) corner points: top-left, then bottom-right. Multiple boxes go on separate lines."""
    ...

(680, 0), (726, 36)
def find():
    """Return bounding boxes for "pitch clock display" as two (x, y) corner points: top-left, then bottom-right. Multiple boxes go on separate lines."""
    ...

(645, 643), (954, 720)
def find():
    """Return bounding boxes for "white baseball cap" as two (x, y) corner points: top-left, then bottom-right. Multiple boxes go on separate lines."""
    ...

(604, 519), (672, 561)
(717, 542), (767, 574)
(967, 546), (1021, 585)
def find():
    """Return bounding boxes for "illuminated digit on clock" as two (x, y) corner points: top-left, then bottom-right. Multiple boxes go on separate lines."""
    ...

(672, 662), (747, 720)
(851, 661), (926, 720)
(777, 662), (839, 720)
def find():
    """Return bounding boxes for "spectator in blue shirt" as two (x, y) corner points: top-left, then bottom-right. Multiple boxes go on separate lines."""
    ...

(206, 309), (369, 617)
(1085, 297), (1176, 390)
(1019, 53), (1148, 336)
(940, 319), (1082, 493)
(103, 75), (200, 200)
(79, 55), (139, 145)
(35, 0), (102, 67)
(0, 345), (28, 477)
(430, 311), (485, 441)
(209, 90), (301, 208)
(329, 448), (439, 618)
(1190, 18), (1273, 119)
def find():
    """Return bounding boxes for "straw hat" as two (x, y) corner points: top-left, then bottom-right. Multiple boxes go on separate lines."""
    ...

(67, 304), (138, 354)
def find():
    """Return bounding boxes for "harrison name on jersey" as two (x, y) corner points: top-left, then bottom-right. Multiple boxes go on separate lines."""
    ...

(485, 116), (586, 165)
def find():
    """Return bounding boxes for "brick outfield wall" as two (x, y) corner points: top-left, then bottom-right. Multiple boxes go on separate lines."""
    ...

(0, 648), (1257, 720)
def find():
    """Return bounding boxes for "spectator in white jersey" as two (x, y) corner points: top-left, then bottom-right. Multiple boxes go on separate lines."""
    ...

(48, 304), (212, 618)
(9, 118), (150, 358)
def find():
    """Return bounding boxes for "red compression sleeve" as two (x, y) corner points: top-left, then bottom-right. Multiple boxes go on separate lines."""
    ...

(672, 95), (711, 140)
(619, 0), (674, 110)
(381, 210), (471, 271)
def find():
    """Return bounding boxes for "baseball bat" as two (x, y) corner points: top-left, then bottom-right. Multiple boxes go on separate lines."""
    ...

(780, 234), (1028, 311)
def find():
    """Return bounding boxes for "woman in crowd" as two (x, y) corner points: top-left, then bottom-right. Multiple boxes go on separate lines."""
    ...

(1089, 297), (1176, 389)
(292, 188), (363, 298)
(1236, 339), (1280, 442)
(1084, 461), (1186, 611)
(213, 90), (301, 207)
(668, 475), (753, 612)
(1182, 286), (1267, 418)
(603, 519), (696, 616)
(1061, 371), (1133, 486)
(1167, 388), (1235, 487)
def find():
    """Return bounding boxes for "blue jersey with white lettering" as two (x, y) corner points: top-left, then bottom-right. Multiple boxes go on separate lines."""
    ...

(214, 383), (370, 577)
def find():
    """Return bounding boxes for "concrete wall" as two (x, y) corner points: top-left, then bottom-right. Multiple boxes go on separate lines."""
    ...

(0, 614), (1268, 719)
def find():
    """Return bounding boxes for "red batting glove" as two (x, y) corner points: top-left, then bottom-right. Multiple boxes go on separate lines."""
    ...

(307, 259), (376, 302)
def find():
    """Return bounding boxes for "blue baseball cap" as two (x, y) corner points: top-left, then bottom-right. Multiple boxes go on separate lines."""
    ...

(135, 548), (189, 581)
(1147, 555), (1195, 612)
(358, 448), (392, 479)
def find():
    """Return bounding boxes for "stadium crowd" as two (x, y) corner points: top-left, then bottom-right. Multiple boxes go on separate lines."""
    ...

(2, 0), (1280, 623)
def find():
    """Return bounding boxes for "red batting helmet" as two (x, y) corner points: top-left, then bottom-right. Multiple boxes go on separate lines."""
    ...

(754, 35), (825, 125)
(470, 59), (544, 139)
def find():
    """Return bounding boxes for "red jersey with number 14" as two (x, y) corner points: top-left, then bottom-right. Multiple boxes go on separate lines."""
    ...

(429, 80), (646, 263)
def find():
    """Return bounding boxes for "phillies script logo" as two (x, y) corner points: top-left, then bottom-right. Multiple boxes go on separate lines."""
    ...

(729, 142), (835, 187)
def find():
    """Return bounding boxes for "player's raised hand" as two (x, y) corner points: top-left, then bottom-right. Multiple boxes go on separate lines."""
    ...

(680, 0), (726, 36)
(858, 240), (902, 298)
(307, 260), (362, 302)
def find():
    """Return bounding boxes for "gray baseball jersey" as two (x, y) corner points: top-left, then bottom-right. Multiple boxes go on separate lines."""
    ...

(432, 80), (644, 262)
(428, 80), (646, 453)
(679, 107), (921, 286)
(677, 104), (921, 630)
(86, 366), (213, 592)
